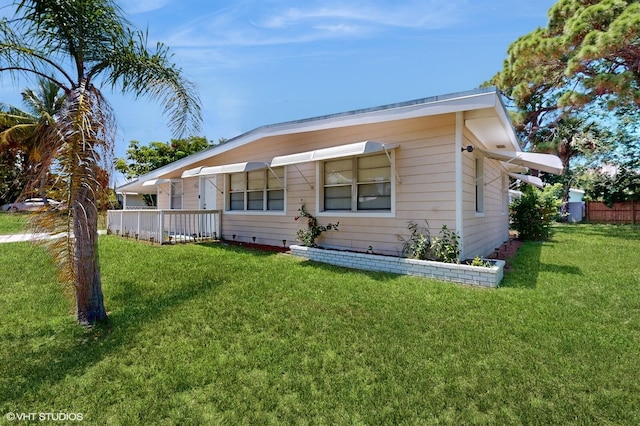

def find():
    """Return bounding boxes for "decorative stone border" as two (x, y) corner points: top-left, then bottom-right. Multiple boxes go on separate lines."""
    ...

(290, 245), (505, 288)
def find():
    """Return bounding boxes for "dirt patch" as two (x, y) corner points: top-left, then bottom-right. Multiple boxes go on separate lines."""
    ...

(487, 238), (523, 271)
(488, 239), (524, 260)
(222, 240), (290, 253)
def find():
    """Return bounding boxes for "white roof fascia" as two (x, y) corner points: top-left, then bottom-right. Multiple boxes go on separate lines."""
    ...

(507, 172), (544, 189)
(271, 141), (396, 167)
(483, 150), (563, 175)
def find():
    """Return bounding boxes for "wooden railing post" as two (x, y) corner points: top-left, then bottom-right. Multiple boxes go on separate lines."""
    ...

(159, 211), (165, 244)
(217, 210), (221, 240)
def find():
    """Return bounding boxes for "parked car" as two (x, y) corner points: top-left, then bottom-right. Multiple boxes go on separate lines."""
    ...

(1, 198), (64, 212)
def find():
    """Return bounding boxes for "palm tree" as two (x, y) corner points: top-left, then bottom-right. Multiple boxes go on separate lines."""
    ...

(0, 0), (201, 325)
(0, 78), (65, 201)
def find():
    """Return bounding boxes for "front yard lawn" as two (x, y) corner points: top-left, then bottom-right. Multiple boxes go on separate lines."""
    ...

(0, 211), (28, 235)
(0, 224), (638, 424)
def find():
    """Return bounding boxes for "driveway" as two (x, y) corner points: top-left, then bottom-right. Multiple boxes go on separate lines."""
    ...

(0, 233), (51, 243)
(0, 231), (107, 243)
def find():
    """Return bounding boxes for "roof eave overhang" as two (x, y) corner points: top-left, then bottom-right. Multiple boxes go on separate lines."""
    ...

(117, 87), (511, 192)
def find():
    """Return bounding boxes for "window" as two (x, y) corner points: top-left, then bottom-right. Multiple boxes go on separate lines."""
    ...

(170, 181), (183, 210)
(475, 157), (484, 213)
(227, 167), (285, 212)
(322, 153), (391, 212)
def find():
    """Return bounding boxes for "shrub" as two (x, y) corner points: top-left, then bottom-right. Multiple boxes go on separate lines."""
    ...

(401, 222), (460, 263)
(470, 255), (493, 267)
(431, 225), (460, 263)
(510, 185), (561, 241)
(401, 221), (432, 260)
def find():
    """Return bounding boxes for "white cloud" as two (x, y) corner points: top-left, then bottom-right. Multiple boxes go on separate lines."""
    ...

(162, 0), (466, 49)
(260, 2), (462, 31)
(122, 0), (171, 15)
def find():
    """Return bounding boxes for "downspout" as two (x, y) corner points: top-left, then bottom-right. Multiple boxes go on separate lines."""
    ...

(455, 112), (464, 260)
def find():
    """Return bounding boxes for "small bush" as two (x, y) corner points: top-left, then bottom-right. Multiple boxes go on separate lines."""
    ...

(431, 225), (460, 263)
(401, 222), (460, 263)
(510, 185), (561, 241)
(401, 221), (432, 260)
(470, 255), (493, 268)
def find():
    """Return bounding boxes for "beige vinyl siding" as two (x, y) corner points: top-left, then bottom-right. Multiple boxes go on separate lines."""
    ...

(211, 114), (460, 254)
(148, 111), (510, 256)
(156, 183), (170, 210)
(181, 178), (200, 210)
(461, 133), (509, 258)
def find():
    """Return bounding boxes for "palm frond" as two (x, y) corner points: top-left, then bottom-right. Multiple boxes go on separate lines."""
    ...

(98, 29), (202, 138)
(29, 83), (114, 289)
(15, 0), (128, 66)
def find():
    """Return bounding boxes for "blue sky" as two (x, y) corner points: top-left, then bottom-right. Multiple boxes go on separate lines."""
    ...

(0, 0), (557, 168)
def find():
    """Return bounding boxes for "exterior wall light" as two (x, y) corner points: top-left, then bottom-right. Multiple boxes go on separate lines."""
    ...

(461, 145), (474, 153)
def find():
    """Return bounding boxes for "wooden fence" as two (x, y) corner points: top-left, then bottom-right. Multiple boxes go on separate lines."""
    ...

(585, 201), (638, 224)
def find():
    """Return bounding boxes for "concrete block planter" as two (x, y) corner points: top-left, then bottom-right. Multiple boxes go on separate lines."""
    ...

(290, 245), (505, 288)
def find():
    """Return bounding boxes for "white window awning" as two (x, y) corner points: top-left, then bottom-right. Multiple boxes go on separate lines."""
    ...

(507, 172), (544, 189)
(181, 162), (268, 178)
(483, 150), (563, 175)
(181, 167), (203, 178)
(270, 141), (397, 167)
(142, 178), (171, 187)
(500, 161), (528, 174)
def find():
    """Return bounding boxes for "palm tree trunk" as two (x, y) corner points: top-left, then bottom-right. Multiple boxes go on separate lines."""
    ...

(73, 188), (107, 325)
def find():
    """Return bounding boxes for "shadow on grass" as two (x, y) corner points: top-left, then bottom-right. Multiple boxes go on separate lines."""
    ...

(197, 240), (286, 257)
(295, 258), (403, 283)
(500, 241), (543, 289)
(539, 263), (582, 275)
(0, 249), (225, 406)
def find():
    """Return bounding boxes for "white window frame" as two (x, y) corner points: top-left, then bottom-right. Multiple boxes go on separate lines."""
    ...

(317, 151), (396, 218)
(224, 167), (286, 215)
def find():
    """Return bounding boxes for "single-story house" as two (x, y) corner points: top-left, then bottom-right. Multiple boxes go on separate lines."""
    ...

(114, 87), (562, 260)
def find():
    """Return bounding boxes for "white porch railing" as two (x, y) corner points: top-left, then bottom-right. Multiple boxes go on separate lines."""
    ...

(106, 209), (221, 244)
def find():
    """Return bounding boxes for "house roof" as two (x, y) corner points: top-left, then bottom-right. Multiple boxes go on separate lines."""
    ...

(118, 87), (520, 193)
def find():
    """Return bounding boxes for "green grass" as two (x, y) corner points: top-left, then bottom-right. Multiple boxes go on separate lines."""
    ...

(0, 211), (106, 234)
(0, 224), (639, 424)
(0, 212), (28, 234)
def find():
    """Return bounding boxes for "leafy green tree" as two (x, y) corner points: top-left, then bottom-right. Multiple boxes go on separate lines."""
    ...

(115, 136), (213, 180)
(488, 0), (639, 200)
(588, 166), (640, 206)
(0, 0), (201, 325)
(510, 184), (562, 241)
(556, 0), (640, 110)
(575, 106), (640, 204)
(490, 0), (640, 140)
(535, 115), (611, 202)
